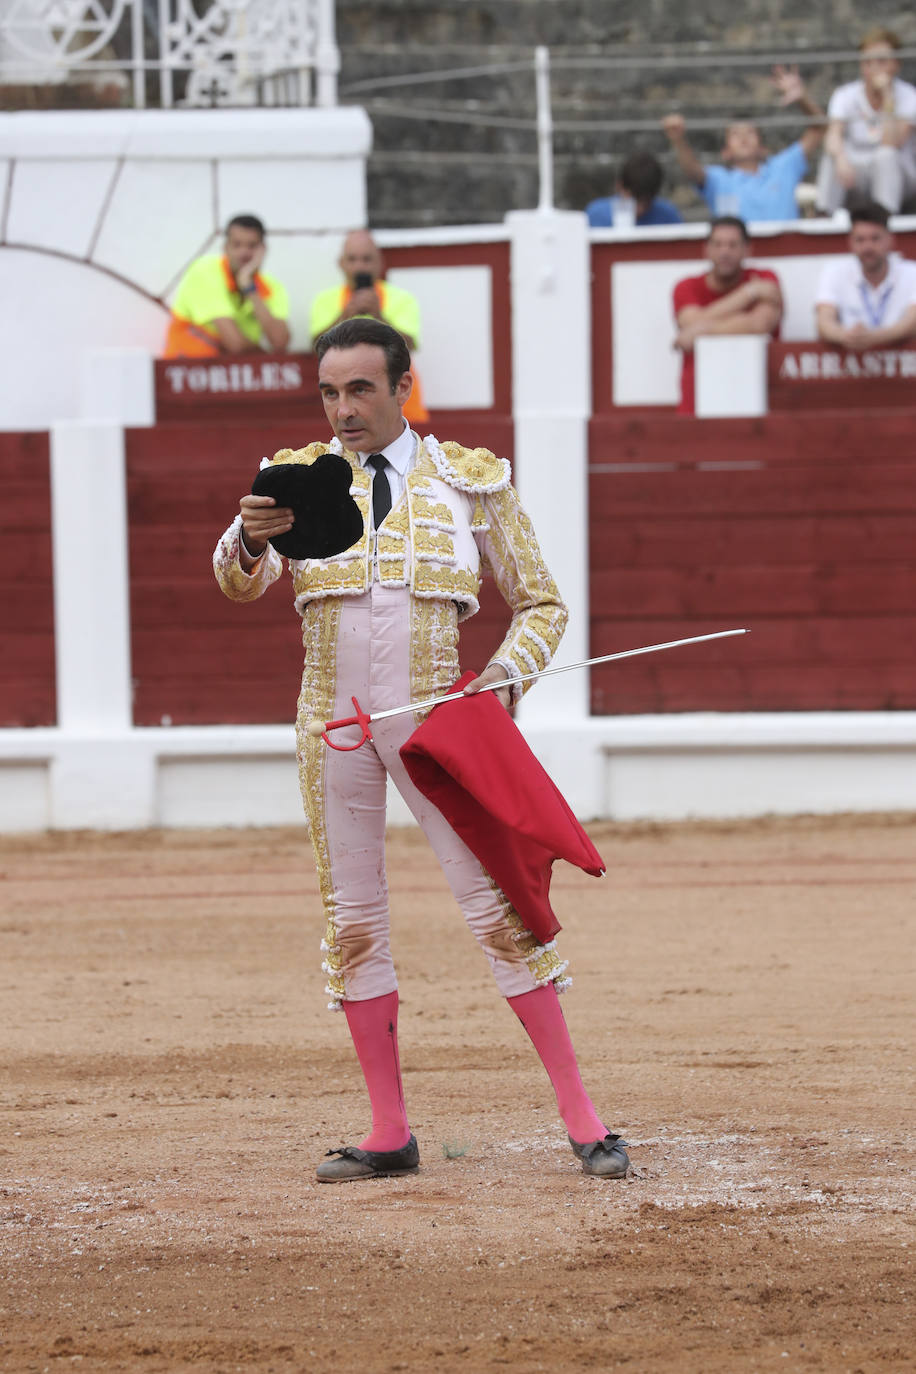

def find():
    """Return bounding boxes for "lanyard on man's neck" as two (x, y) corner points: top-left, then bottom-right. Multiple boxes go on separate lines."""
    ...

(858, 278), (894, 329)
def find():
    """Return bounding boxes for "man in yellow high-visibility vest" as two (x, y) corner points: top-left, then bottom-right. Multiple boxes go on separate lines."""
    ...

(310, 230), (428, 422)
(164, 214), (291, 358)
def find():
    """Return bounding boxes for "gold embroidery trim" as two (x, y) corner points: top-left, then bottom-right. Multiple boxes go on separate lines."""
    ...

(480, 487), (567, 696)
(412, 495), (456, 528)
(484, 874), (572, 991)
(438, 441), (507, 490)
(413, 528), (457, 559)
(295, 599), (346, 1010)
(471, 496), (489, 531)
(270, 441), (331, 466)
(409, 598), (460, 721)
(412, 564), (480, 600)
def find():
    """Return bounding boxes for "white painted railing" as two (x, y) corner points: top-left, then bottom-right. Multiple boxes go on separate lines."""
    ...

(0, 0), (339, 108)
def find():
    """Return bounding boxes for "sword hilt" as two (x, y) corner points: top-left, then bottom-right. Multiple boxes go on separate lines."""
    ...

(312, 696), (374, 752)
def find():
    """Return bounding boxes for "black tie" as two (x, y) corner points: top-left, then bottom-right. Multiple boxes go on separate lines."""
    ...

(368, 453), (392, 529)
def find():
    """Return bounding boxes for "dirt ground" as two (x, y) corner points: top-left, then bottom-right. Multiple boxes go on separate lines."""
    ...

(1, 814), (913, 1374)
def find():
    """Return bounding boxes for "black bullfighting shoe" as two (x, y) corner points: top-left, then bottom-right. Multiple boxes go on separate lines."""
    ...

(568, 1132), (630, 1178)
(315, 1133), (420, 1182)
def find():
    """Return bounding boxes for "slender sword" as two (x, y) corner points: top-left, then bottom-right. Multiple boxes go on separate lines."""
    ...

(307, 627), (749, 751)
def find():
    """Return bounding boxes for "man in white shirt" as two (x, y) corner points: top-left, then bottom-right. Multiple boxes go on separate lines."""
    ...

(816, 27), (916, 214)
(816, 200), (916, 349)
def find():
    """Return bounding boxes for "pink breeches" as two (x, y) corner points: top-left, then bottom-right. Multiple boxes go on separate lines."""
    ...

(295, 587), (567, 1008)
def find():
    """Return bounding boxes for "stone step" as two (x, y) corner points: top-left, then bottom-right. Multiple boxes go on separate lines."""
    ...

(332, 1), (884, 227)
(336, 0), (865, 52)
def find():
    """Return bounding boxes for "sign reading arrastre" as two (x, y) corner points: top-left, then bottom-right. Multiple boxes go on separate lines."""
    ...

(769, 342), (916, 409)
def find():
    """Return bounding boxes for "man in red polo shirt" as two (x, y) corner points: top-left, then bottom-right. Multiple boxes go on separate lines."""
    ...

(673, 216), (783, 414)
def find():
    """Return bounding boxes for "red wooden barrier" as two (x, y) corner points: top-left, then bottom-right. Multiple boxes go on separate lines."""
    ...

(0, 432), (55, 727)
(126, 417), (514, 727)
(587, 411), (916, 714)
(769, 341), (916, 410)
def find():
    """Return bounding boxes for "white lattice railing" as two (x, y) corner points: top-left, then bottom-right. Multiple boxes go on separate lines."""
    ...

(0, 0), (339, 108)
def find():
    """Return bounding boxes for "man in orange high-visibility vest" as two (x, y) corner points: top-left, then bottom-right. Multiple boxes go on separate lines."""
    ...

(164, 214), (291, 358)
(309, 229), (428, 422)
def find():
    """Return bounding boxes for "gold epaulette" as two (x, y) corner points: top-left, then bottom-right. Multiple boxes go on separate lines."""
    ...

(269, 442), (334, 466)
(434, 441), (511, 494)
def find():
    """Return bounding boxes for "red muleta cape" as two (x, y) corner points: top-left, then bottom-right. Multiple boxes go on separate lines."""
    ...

(399, 671), (605, 945)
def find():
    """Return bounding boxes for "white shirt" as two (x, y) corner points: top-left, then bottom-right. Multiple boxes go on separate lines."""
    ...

(827, 78), (916, 154)
(815, 253), (916, 328)
(356, 419), (415, 526)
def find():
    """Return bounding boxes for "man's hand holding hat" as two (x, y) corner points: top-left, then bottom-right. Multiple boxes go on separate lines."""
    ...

(243, 453), (364, 563)
(239, 493), (294, 563)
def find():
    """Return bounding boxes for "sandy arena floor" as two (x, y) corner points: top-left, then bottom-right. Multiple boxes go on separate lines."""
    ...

(1, 814), (914, 1373)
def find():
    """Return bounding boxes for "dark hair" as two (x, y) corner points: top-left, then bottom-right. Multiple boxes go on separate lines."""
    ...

(849, 198), (890, 229)
(315, 318), (411, 393)
(619, 150), (663, 203)
(226, 214), (266, 239)
(709, 215), (749, 241)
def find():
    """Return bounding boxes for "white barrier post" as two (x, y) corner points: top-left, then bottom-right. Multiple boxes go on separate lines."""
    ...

(506, 208), (591, 724)
(48, 421), (154, 827)
(51, 421), (133, 732)
(695, 335), (769, 417)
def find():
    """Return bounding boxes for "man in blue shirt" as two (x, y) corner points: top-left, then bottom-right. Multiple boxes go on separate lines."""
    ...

(586, 150), (683, 228)
(662, 65), (824, 223)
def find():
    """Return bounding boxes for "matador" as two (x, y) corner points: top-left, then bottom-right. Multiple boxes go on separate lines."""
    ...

(213, 318), (630, 1183)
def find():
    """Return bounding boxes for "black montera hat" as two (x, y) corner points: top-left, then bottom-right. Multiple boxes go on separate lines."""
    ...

(250, 453), (364, 560)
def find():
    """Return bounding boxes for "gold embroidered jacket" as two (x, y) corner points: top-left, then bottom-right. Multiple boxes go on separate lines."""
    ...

(213, 433), (567, 697)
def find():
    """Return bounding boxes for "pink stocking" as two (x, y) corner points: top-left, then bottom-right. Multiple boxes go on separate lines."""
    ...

(508, 984), (608, 1144)
(342, 991), (411, 1152)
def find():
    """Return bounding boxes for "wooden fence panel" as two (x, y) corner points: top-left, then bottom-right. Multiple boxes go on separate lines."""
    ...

(588, 414), (916, 714)
(126, 418), (514, 726)
(0, 432), (54, 727)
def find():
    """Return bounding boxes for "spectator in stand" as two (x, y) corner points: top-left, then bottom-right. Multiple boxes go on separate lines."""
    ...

(662, 66), (824, 222)
(816, 28), (916, 215)
(164, 214), (290, 358)
(816, 199), (916, 349)
(310, 229), (428, 423)
(672, 216), (783, 415)
(585, 150), (683, 228)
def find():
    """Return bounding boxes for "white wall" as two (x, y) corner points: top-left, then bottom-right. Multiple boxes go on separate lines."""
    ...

(388, 264), (494, 409)
(0, 250), (166, 428)
(0, 108), (371, 429)
(6, 715), (916, 833)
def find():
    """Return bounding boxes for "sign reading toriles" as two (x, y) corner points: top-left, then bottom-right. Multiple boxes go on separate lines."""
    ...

(160, 358), (307, 396)
(153, 352), (326, 422)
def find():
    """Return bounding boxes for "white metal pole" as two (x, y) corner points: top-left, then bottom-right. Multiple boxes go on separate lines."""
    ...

(315, 0), (340, 107)
(535, 45), (554, 212)
(157, 0), (172, 108)
(130, 0), (145, 108)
